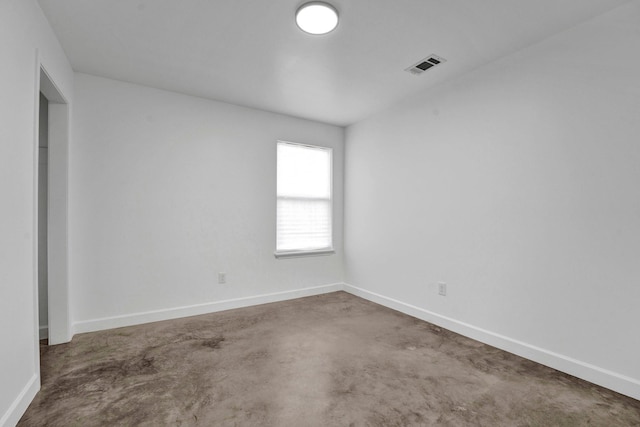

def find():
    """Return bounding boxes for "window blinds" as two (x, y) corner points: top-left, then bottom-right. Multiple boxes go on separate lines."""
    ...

(276, 142), (332, 253)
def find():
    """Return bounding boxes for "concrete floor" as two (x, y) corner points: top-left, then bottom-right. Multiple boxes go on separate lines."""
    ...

(19, 291), (640, 426)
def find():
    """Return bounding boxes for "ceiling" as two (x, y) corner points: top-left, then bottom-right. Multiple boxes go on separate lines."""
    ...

(38, 0), (628, 126)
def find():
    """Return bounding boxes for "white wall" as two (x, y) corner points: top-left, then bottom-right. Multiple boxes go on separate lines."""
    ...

(70, 73), (344, 332)
(345, 1), (640, 399)
(0, 1), (73, 425)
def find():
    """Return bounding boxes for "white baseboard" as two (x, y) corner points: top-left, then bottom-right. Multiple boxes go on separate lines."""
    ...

(0, 373), (39, 427)
(343, 283), (640, 401)
(38, 325), (48, 341)
(73, 283), (344, 335)
(65, 281), (639, 401)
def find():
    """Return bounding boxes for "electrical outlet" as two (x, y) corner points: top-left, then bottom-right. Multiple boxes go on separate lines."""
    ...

(218, 272), (226, 284)
(438, 282), (447, 296)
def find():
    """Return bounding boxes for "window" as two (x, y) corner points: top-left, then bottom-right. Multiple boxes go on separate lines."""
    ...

(276, 141), (333, 257)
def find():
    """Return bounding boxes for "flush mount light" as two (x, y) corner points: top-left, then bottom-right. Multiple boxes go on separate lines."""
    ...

(296, 2), (339, 35)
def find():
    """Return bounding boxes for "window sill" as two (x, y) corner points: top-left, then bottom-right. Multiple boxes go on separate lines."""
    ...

(274, 248), (335, 259)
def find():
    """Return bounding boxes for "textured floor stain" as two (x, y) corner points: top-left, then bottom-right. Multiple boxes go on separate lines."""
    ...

(201, 336), (225, 349)
(18, 291), (640, 426)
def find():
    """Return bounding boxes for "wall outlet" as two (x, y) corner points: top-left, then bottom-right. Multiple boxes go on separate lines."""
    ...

(438, 282), (447, 296)
(218, 272), (226, 284)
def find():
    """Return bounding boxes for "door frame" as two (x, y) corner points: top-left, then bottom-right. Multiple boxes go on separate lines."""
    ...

(33, 53), (71, 354)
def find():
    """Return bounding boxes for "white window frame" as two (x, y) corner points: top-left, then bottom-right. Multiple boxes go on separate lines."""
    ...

(275, 140), (334, 259)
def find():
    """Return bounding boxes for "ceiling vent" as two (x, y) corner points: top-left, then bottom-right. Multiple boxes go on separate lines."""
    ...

(405, 54), (447, 75)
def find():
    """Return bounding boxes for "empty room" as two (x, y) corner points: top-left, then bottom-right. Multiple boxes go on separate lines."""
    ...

(2, 0), (640, 425)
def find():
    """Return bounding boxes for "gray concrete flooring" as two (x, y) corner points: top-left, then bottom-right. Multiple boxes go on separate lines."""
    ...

(19, 291), (640, 426)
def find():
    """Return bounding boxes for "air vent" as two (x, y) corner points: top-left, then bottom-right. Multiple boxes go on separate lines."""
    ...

(405, 54), (447, 75)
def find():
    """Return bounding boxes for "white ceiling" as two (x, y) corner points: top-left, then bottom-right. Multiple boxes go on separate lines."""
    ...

(38, 0), (628, 126)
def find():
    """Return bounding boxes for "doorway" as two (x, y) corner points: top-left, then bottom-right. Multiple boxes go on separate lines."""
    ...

(36, 66), (70, 346)
(38, 92), (49, 340)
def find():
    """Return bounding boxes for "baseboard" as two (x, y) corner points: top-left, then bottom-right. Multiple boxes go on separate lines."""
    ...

(73, 283), (345, 335)
(0, 373), (39, 427)
(38, 325), (48, 341)
(343, 283), (640, 401)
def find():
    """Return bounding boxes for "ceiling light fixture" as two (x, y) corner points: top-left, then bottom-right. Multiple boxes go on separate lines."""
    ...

(296, 2), (339, 35)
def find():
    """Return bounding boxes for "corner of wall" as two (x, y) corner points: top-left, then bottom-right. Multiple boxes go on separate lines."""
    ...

(0, 374), (39, 427)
